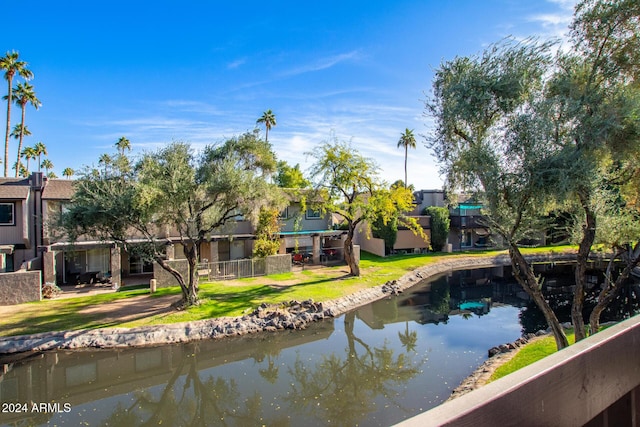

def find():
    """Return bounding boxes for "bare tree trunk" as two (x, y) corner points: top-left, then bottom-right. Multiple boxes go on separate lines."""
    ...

(155, 250), (199, 308)
(509, 244), (569, 350)
(589, 244), (640, 334)
(344, 227), (360, 276)
(183, 242), (200, 307)
(573, 196), (597, 342)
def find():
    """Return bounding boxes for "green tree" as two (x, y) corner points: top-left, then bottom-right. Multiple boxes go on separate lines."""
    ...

(98, 153), (112, 175)
(10, 124), (31, 173)
(371, 215), (398, 255)
(21, 146), (36, 174)
(256, 109), (276, 142)
(62, 167), (74, 179)
(540, 0), (640, 341)
(397, 128), (416, 188)
(15, 162), (27, 177)
(33, 141), (46, 172)
(587, 194), (640, 333)
(427, 38), (570, 350)
(307, 139), (422, 276)
(424, 206), (450, 251)
(62, 131), (278, 307)
(115, 136), (131, 154)
(40, 158), (53, 175)
(275, 161), (310, 188)
(252, 207), (282, 258)
(1, 51), (33, 177)
(9, 82), (40, 177)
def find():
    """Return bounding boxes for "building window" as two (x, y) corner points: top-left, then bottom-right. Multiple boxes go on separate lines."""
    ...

(279, 207), (289, 219)
(461, 231), (473, 248)
(0, 203), (14, 225)
(305, 209), (321, 219)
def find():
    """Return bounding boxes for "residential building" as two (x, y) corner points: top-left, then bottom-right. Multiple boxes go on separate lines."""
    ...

(277, 191), (346, 264)
(0, 175), (346, 304)
(413, 189), (493, 251)
(356, 189), (495, 256)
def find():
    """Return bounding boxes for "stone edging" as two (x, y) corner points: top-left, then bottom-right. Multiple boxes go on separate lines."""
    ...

(0, 252), (576, 356)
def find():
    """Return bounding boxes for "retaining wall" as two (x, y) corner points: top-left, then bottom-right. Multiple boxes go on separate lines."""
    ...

(0, 271), (42, 305)
(153, 259), (189, 288)
(265, 254), (291, 275)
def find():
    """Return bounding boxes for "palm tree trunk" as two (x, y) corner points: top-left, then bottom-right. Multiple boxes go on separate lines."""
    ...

(404, 146), (408, 187)
(4, 78), (13, 177)
(15, 105), (26, 177)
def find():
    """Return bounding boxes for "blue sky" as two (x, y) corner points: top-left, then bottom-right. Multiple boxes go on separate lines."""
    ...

(4, 0), (576, 189)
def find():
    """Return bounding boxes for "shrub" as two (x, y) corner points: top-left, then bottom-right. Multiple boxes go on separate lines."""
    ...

(42, 282), (62, 299)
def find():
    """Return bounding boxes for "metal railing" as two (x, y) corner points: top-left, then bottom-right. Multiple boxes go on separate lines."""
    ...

(197, 258), (266, 281)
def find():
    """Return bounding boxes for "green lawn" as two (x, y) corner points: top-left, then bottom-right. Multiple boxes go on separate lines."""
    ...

(489, 331), (576, 382)
(0, 245), (575, 337)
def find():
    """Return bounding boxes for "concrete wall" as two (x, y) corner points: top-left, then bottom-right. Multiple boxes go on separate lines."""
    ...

(356, 235), (385, 257)
(394, 229), (431, 251)
(153, 259), (189, 288)
(265, 254), (291, 275)
(0, 270), (42, 305)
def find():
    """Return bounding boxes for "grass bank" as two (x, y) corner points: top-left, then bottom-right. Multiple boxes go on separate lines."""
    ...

(0, 246), (574, 337)
(489, 331), (576, 382)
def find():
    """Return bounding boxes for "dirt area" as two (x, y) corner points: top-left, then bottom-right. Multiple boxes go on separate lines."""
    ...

(78, 294), (181, 324)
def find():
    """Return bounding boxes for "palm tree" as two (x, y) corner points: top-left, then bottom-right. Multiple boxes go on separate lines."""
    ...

(256, 109), (276, 142)
(397, 128), (416, 188)
(1, 51), (33, 177)
(47, 171), (57, 179)
(33, 141), (47, 172)
(98, 153), (112, 175)
(10, 123), (30, 140)
(11, 161), (28, 177)
(115, 136), (131, 155)
(9, 82), (40, 177)
(21, 146), (36, 174)
(40, 158), (53, 175)
(62, 167), (74, 179)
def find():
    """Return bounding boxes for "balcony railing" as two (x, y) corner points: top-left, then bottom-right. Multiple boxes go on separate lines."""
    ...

(449, 215), (487, 229)
(396, 314), (640, 426)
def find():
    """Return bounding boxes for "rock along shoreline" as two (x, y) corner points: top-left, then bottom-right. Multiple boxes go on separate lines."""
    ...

(0, 252), (575, 357)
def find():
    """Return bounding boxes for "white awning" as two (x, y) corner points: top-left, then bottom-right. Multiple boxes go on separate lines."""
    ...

(0, 245), (14, 254)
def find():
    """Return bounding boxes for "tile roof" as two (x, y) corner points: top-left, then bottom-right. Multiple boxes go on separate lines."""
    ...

(0, 178), (30, 200)
(41, 179), (75, 200)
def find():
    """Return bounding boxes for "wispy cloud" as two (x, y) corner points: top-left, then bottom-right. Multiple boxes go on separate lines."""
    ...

(528, 0), (577, 42)
(280, 50), (362, 77)
(227, 58), (247, 69)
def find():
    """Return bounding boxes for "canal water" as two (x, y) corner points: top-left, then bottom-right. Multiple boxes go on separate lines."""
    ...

(1, 264), (637, 426)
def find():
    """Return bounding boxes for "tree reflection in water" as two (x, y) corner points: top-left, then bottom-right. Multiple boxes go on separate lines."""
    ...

(285, 312), (423, 427)
(86, 315), (422, 427)
(98, 343), (290, 427)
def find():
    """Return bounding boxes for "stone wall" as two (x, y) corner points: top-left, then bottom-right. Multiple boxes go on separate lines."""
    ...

(0, 271), (42, 305)
(265, 254), (291, 275)
(153, 259), (189, 288)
